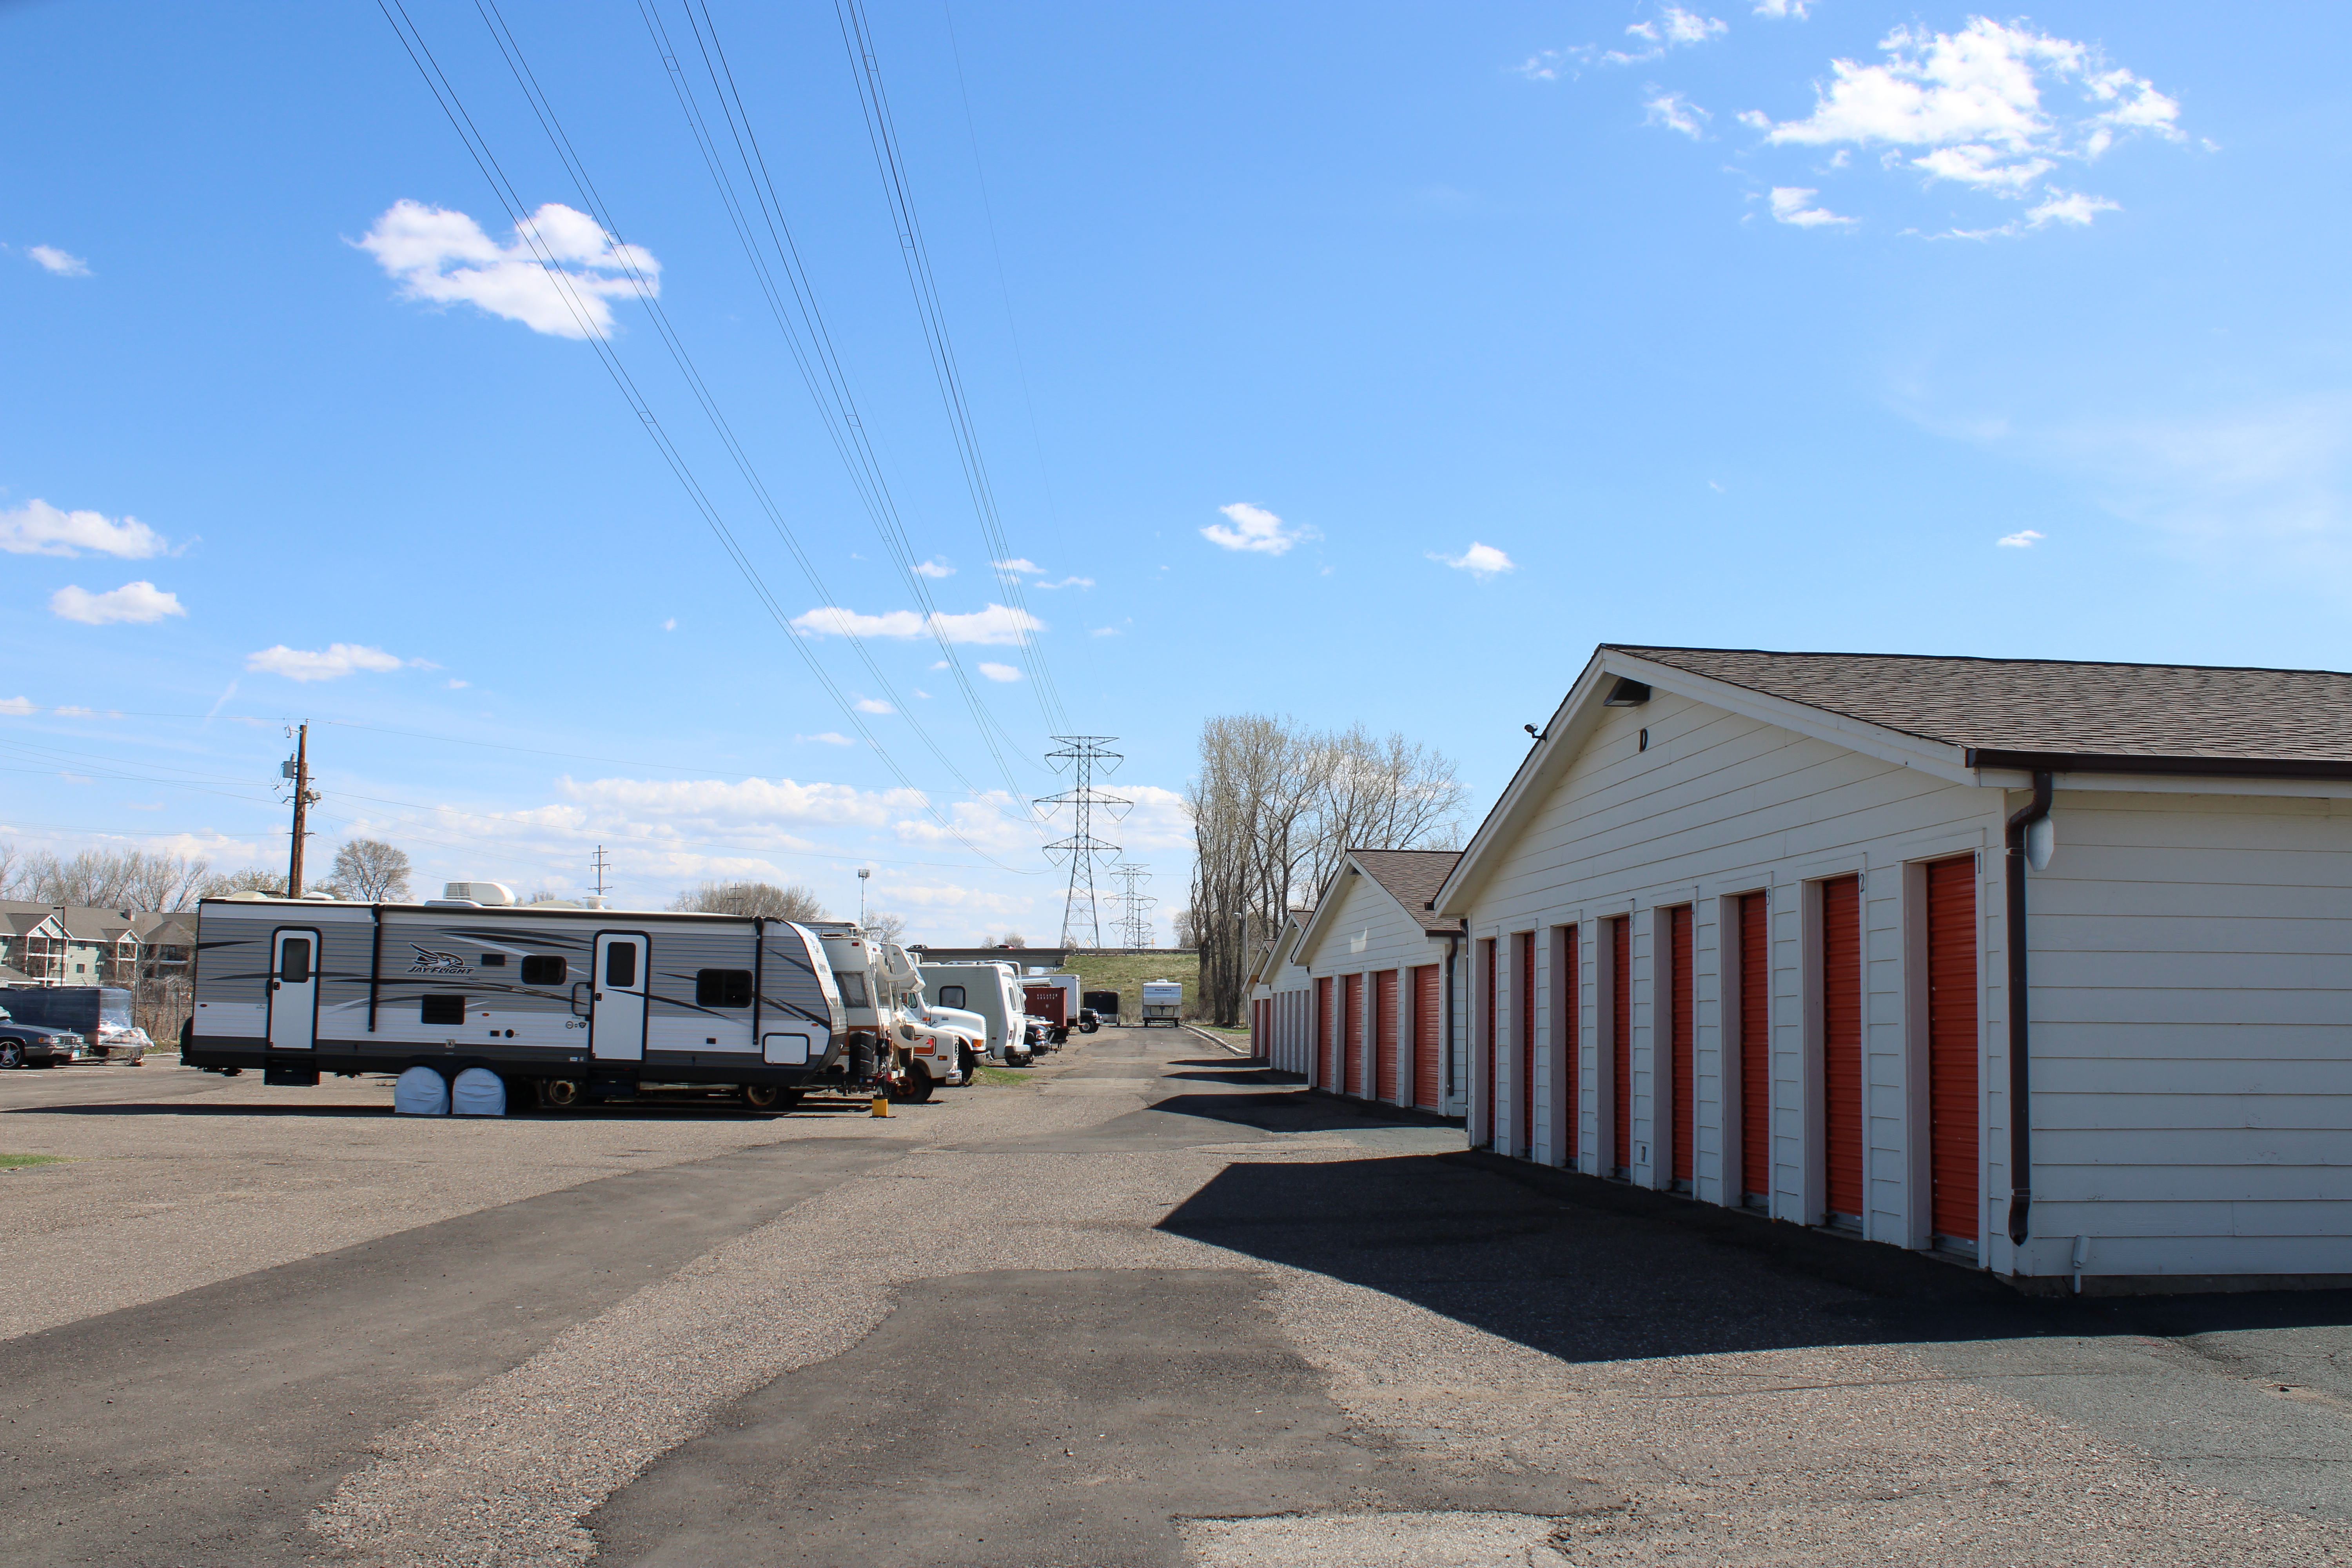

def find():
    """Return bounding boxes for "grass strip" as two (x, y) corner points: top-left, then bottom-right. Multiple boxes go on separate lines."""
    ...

(0, 1153), (67, 1169)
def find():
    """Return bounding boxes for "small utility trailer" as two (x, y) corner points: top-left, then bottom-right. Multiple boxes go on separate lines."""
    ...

(183, 893), (854, 1109)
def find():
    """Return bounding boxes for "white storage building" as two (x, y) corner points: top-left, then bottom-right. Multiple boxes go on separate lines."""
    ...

(1429, 644), (2352, 1294)
(1274, 850), (1465, 1116)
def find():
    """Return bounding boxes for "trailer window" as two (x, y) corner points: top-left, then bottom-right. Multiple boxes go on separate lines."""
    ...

(937, 984), (966, 1009)
(421, 995), (465, 1026)
(837, 971), (868, 1007)
(604, 943), (637, 988)
(479, 953), (506, 967)
(279, 938), (311, 985)
(696, 969), (753, 1008)
(520, 956), (567, 985)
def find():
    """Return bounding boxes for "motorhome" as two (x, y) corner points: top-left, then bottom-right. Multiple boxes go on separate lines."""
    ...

(183, 890), (851, 1109)
(915, 960), (1033, 1066)
(806, 925), (970, 1100)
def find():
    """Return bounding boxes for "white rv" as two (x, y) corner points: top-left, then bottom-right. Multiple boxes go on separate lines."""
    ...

(806, 926), (976, 1101)
(916, 960), (1033, 1066)
(183, 891), (851, 1108)
(1140, 979), (1184, 1028)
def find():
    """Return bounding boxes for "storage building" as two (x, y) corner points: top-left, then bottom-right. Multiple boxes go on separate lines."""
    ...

(1284, 849), (1465, 1116)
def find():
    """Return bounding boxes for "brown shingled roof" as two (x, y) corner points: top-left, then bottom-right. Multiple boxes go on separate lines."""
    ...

(1608, 645), (2352, 775)
(1349, 848), (1466, 930)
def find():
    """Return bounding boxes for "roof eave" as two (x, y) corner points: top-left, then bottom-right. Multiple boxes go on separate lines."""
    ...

(1965, 748), (2352, 782)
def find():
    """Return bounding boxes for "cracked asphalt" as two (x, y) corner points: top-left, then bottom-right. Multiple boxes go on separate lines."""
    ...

(1, 1029), (2347, 1566)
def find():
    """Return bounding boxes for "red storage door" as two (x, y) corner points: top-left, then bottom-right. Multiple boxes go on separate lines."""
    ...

(1412, 964), (1441, 1109)
(1668, 905), (1694, 1186)
(1557, 927), (1578, 1163)
(1926, 855), (1980, 1247)
(1611, 918), (1631, 1174)
(1374, 970), (1399, 1101)
(1343, 973), (1364, 1097)
(1821, 875), (1864, 1223)
(1316, 976), (1334, 1088)
(1481, 938), (1498, 1146)
(1739, 891), (1770, 1203)
(1515, 932), (1536, 1156)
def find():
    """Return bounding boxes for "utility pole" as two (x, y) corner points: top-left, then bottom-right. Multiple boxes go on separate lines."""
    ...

(281, 724), (320, 897)
(1111, 862), (1156, 949)
(858, 866), (871, 928)
(1038, 736), (1128, 949)
(590, 845), (612, 904)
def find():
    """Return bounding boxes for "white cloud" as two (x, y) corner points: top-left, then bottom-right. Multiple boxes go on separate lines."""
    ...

(1091, 626), (1122, 637)
(54, 706), (97, 717)
(911, 688), (932, 699)
(1033, 576), (1094, 590)
(1203, 501), (1316, 555)
(789, 603), (1044, 646)
(0, 499), (165, 558)
(1753, 0), (1807, 17)
(977, 662), (1020, 682)
(1511, 47), (1594, 82)
(1432, 542), (1516, 578)
(445, 678), (470, 689)
(1769, 187), (1856, 227)
(662, 617), (677, 631)
(49, 581), (186, 625)
(559, 773), (924, 831)
(357, 199), (658, 340)
(798, 732), (856, 746)
(0, 697), (33, 717)
(991, 558), (1043, 575)
(1996, 530), (2045, 548)
(245, 643), (408, 682)
(1743, 19), (2181, 230)
(853, 697), (894, 715)
(1644, 90), (1710, 139)
(1605, 5), (1727, 65)
(29, 245), (90, 276)
(914, 558), (955, 578)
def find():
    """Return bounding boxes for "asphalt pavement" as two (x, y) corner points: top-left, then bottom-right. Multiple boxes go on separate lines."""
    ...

(0, 1029), (2347, 1566)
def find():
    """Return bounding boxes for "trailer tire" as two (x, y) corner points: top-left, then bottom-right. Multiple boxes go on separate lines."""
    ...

(893, 1064), (935, 1104)
(542, 1078), (584, 1109)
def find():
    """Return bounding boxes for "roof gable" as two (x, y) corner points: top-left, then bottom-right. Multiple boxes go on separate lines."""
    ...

(1294, 848), (1464, 968)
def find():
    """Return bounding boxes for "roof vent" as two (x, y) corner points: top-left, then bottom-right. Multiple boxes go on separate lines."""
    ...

(1602, 678), (1652, 707)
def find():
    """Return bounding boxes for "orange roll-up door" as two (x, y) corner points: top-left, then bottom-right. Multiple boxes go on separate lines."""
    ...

(1343, 973), (1363, 1097)
(1669, 905), (1694, 1185)
(1739, 891), (1770, 1203)
(1515, 931), (1536, 1156)
(1926, 855), (1979, 1246)
(1315, 976), (1334, 1088)
(1611, 918), (1631, 1174)
(1412, 964), (1441, 1109)
(1481, 938), (1497, 1146)
(1557, 927), (1578, 1163)
(1822, 875), (1864, 1223)
(1374, 969), (1399, 1101)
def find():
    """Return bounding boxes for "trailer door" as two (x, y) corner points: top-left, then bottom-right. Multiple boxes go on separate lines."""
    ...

(591, 932), (650, 1062)
(267, 928), (320, 1052)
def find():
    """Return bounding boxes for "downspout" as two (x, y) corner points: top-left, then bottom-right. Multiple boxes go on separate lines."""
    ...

(1439, 927), (1462, 1109)
(2004, 770), (2054, 1250)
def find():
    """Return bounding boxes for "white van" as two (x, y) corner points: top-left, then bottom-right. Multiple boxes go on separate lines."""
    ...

(916, 961), (1032, 1066)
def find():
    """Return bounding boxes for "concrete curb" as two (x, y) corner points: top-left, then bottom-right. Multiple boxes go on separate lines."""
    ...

(1181, 1023), (1250, 1057)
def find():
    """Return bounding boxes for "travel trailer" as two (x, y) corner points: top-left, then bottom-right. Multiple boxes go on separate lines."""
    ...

(182, 890), (859, 1109)
(1140, 979), (1184, 1027)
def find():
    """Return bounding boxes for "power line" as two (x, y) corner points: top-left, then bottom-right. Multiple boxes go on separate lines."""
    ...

(1036, 735), (1125, 947)
(375, 0), (1029, 870)
(832, 0), (1067, 731)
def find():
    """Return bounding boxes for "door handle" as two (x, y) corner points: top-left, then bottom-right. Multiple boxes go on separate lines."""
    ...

(270, 980), (281, 991)
(594, 992), (604, 1002)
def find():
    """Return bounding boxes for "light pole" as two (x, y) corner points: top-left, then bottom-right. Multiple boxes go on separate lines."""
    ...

(858, 866), (871, 929)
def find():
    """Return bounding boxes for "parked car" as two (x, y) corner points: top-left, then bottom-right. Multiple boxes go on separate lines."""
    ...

(0, 986), (147, 1063)
(1022, 1015), (1058, 1054)
(0, 1005), (92, 1069)
(1077, 1007), (1101, 1034)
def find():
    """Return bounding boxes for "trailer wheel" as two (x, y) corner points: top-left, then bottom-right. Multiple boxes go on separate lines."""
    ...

(542, 1078), (584, 1109)
(892, 1063), (935, 1104)
(742, 1084), (801, 1112)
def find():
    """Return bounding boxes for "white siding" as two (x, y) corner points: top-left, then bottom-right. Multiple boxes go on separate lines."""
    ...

(1297, 868), (1463, 1114)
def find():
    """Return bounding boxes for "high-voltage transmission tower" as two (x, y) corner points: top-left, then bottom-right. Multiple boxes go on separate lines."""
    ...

(1111, 862), (1156, 949)
(1037, 736), (1128, 948)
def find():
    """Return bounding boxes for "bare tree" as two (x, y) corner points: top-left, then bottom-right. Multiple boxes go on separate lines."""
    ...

(13, 848), (216, 911)
(0, 842), (22, 899)
(323, 838), (412, 901)
(198, 866), (286, 898)
(993, 931), (1027, 949)
(1186, 715), (1466, 1024)
(670, 881), (828, 922)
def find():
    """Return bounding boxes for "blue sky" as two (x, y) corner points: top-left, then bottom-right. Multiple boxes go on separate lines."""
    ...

(3, 2), (2346, 938)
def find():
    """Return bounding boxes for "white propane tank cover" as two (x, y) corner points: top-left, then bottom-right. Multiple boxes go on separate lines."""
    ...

(450, 1066), (507, 1116)
(394, 1065), (450, 1115)
(441, 881), (518, 906)
(2026, 815), (2055, 872)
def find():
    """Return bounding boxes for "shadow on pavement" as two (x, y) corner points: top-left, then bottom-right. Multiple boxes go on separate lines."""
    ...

(1145, 1088), (1457, 1137)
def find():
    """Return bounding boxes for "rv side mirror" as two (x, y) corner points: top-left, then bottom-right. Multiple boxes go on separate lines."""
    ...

(570, 981), (592, 1018)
